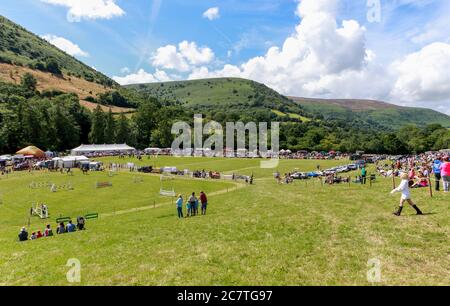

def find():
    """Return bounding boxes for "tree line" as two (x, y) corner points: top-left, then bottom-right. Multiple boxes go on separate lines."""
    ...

(0, 73), (448, 154)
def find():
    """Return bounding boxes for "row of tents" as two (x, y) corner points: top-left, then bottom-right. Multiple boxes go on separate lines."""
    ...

(4, 144), (137, 159)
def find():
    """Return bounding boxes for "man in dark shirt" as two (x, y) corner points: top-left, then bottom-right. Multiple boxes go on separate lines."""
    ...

(200, 191), (208, 216)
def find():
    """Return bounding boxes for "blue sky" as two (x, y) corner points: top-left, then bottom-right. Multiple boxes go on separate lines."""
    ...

(1, 0), (449, 113)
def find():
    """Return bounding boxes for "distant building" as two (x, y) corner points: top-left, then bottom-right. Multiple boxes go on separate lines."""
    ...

(71, 144), (136, 156)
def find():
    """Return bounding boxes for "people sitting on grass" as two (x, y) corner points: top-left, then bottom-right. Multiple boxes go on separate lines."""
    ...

(18, 219), (87, 242)
(66, 220), (76, 233)
(44, 224), (53, 237)
(18, 227), (28, 242)
(284, 173), (293, 184)
(410, 171), (429, 188)
(57, 222), (66, 235)
(326, 173), (335, 185)
(77, 217), (86, 230)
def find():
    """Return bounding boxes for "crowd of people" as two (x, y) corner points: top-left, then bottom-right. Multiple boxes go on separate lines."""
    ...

(384, 153), (449, 217)
(376, 153), (450, 192)
(176, 191), (208, 218)
(18, 217), (86, 242)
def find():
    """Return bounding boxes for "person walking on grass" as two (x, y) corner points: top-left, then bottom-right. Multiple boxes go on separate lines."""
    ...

(390, 173), (423, 216)
(440, 156), (450, 193)
(200, 191), (208, 215)
(176, 195), (184, 219)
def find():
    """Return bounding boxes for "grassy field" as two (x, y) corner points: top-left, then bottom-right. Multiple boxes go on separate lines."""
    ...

(0, 157), (448, 286)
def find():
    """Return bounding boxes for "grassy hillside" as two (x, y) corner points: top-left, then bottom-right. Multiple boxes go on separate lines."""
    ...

(292, 97), (450, 129)
(127, 78), (450, 130)
(0, 15), (114, 87)
(125, 78), (308, 119)
(0, 15), (140, 113)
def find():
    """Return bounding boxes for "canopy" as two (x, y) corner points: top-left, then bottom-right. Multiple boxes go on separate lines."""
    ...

(71, 144), (136, 155)
(16, 146), (45, 158)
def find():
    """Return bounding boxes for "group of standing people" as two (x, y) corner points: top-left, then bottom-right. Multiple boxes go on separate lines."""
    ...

(176, 192), (208, 218)
(433, 156), (450, 192)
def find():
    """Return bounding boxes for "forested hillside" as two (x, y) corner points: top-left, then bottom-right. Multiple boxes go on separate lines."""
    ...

(292, 97), (450, 129)
(0, 15), (114, 87)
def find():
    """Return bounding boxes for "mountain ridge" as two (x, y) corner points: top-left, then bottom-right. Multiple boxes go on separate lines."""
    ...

(126, 78), (450, 129)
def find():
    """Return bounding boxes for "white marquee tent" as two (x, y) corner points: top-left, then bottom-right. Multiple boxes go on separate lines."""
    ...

(53, 156), (89, 168)
(71, 144), (136, 156)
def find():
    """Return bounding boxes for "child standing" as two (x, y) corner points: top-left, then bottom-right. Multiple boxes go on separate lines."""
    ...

(186, 200), (191, 218)
(390, 173), (423, 216)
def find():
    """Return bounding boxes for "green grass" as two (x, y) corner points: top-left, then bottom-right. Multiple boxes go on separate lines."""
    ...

(126, 78), (264, 107)
(0, 157), (448, 285)
(124, 78), (308, 120)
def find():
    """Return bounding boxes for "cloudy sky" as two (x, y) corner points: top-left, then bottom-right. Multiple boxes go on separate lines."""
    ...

(1, 0), (450, 114)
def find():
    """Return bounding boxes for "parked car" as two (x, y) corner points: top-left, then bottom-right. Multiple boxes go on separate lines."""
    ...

(138, 166), (153, 173)
(292, 172), (308, 180)
(307, 172), (323, 177)
(348, 164), (358, 171)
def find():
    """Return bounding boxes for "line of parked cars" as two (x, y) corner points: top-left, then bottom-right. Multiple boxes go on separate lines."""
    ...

(290, 160), (370, 180)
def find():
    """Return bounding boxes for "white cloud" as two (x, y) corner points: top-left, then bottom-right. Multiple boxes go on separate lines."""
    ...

(140, 0), (450, 113)
(41, 0), (125, 22)
(203, 7), (220, 21)
(113, 69), (172, 85)
(152, 45), (190, 72)
(151, 41), (214, 72)
(120, 67), (130, 74)
(178, 41), (215, 65)
(190, 0), (369, 97)
(42, 34), (89, 57)
(189, 64), (242, 80)
(391, 43), (450, 103)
